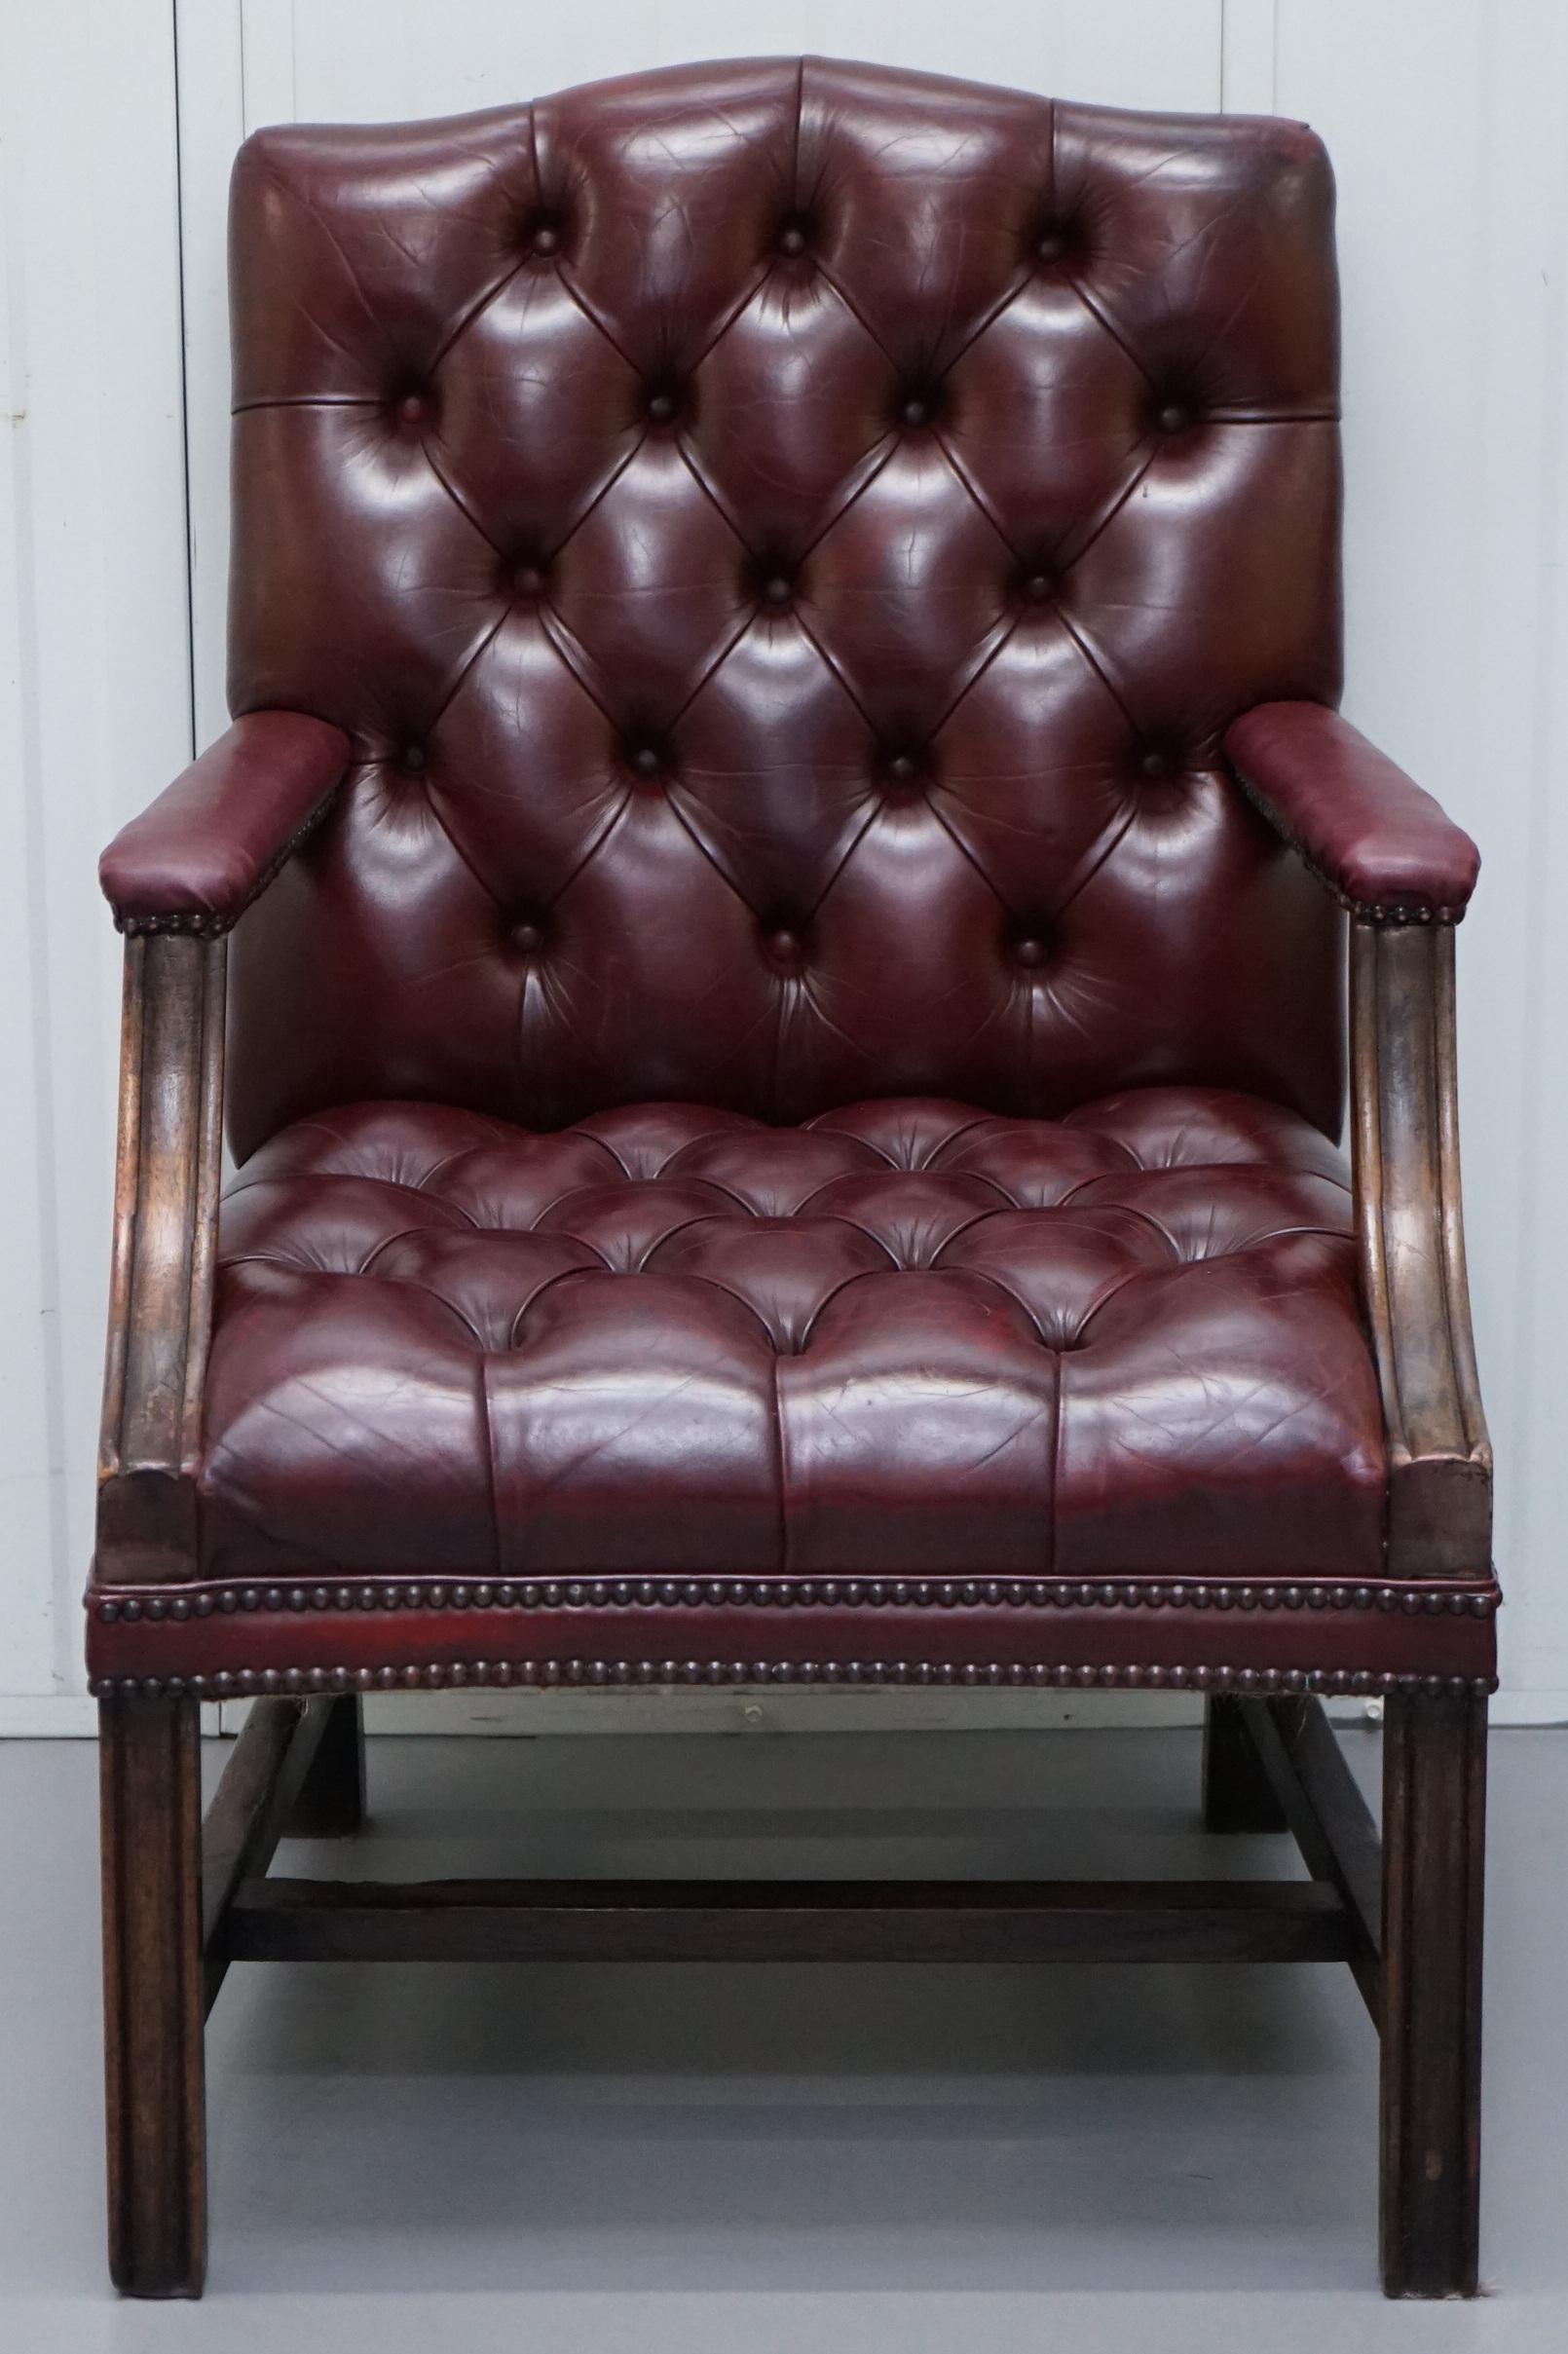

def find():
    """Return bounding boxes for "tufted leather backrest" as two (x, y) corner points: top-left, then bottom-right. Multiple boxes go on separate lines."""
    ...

(225, 56), (1344, 1163)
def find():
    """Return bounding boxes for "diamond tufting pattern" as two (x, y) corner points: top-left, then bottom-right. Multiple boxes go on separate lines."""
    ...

(199, 1088), (1383, 1583)
(223, 57), (1345, 1160)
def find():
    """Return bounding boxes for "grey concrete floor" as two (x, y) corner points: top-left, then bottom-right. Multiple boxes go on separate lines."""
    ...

(1, 1722), (1563, 2351)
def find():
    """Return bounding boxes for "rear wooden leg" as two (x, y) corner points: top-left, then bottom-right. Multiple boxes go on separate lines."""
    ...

(99, 1695), (205, 2298)
(1202, 1694), (1290, 1831)
(287, 1692), (366, 1837)
(1380, 1688), (1487, 2298)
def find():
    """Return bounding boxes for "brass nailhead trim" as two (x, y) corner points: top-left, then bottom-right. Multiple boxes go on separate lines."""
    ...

(87, 1660), (1497, 1700)
(1330, 890), (1462, 927)
(93, 1578), (1499, 1624)
(116, 909), (232, 939)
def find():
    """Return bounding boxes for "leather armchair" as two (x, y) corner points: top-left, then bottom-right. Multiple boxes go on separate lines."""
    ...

(89, 58), (1495, 2301)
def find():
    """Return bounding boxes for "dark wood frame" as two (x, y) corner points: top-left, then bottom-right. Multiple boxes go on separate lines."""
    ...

(93, 914), (1492, 2300)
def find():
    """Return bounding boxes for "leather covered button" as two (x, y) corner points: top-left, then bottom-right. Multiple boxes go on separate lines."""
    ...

(761, 575), (793, 607)
(1157, 403), (1191, 434)
(884, 752), (920, 788)
(647, 390), (679, 424)
(399, 744), (427, 774)
(765, 928), (802, 963)
(629, 745), (662, 780)
(1012, 935), (1048, 968)
(395, 393), (427, 425)
(511, 562), (545, 599)
(778, 223), (807, 257)
(510, 920), (543, 953)
(531, 224), (560, 256)
(901, 394), (933, 428)
(1023, 573), (1055, 604)
(1036, 228), (1067, 262)
(1139, 750), (1174, 780)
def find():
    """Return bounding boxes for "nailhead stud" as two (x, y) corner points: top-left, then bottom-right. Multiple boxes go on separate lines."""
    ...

(122, 1657), (1487, 1695)
(93, 1575), (1501, 1628)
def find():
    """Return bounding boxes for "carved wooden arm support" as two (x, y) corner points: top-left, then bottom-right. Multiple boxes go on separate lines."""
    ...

(95, 713), (351, 1580)
(97, 933), (227, 1580)
(1350, 920), (1491, 1575)
(1224, 701), (1491, 1577)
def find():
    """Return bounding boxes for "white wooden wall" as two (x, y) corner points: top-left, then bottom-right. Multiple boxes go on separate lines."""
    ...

(2, 1), (1566, 1730)
(0, 0), (192, 1733)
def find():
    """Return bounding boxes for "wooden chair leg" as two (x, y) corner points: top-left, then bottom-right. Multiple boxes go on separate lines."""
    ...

(99, 1695), (206, 2298)
(1379, 1688), (1487, 2298)
(1202, 1693), (1291, 1831)
(286, 1692), (366, 1837)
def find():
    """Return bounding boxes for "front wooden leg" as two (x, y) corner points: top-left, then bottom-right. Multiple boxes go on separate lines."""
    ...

(1380, 1688), (1487, 2298)
(1202, 1694), (1289, 1831)
(99, 1695), (206, 2297)
(287, 1692), (366, 1837)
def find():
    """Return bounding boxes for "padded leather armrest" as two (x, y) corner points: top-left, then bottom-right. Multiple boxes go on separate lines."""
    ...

(1224, 702), (1479, 922)
(99, 711), (350, 937)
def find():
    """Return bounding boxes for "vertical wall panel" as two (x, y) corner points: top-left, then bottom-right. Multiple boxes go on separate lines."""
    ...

(1467, 4), (1568, 1706)
(0, 4), (192, 1717)
(282, 3), (1221, 126)
(0, 75), (57, 1698)
(176, 5), (245, 750)
(1273, 0), (1568, 1711)
(1219, 0), (1276, 113)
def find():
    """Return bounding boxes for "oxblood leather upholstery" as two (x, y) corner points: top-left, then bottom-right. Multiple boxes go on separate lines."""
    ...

(88, 59), (1499, 1696)
(1226, 703), (1480, 920)
(100, 713), (350, 936)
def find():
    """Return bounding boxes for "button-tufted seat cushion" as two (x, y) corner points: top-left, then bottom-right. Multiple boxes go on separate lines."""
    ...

(93, 1082), (1499, 1697)
(201, 1087), (1380, 1583)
